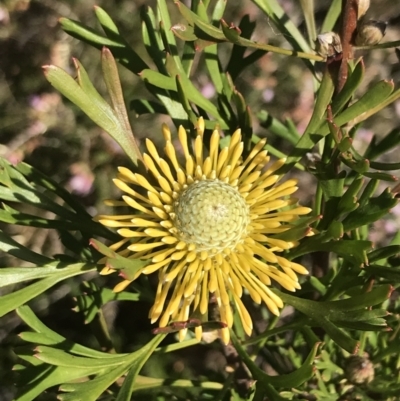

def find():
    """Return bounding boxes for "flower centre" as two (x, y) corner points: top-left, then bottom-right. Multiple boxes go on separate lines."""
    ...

(172, 180), (250, 253)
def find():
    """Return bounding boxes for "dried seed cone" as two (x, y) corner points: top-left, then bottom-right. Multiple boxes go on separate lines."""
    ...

(357, 0), (370, 20)
(344, 355), (375, 385)
(355, 20), (387, 46)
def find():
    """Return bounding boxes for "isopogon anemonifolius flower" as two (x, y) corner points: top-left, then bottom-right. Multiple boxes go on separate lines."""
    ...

(96, 118), (311, 344)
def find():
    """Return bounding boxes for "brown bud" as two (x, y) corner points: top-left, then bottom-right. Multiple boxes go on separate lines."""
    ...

(344, 355), (375, 385)
(355, 19), (387, 46)
(357, 0), (370, 20)
(316, 32), (342, 58)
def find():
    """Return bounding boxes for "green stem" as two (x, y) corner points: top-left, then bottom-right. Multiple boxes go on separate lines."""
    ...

(91, 309), (116, 353)
(244, 316), (310, 346)
(358, 332), (368, 356)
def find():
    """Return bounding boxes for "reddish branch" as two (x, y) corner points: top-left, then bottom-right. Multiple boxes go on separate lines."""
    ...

(337, 0), (359, 92)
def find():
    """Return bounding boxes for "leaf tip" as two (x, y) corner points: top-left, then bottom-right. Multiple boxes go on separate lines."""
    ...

(89, 238), (98, 250)
(42, 65), (53, 75)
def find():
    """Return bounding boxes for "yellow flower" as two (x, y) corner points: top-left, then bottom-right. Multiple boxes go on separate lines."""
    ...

(97, 118), (311, 344)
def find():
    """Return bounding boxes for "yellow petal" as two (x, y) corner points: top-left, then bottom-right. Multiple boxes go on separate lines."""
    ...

(100, 266), (115, 275)
(143, 153), (161, 179)
(117, 166), (138, 183)
(171, 250), (188, 260)
(199, 270), (209, 314)
(144, 228), (170, 237)
(228, 142), (244, 169)
(233, 294), (253, 336)
(117, 228), (146, 238)
(142, 257), (171, 274)
(196, 116), (205, 135)
(209, 130), (220, 167)
(194, 134), (203, 167)
(165, 141), (181, 172)
(134, 174), (158, 194)
(159, 159), (176, 185)
(220, 327), (230, 345)
(146, 138), (161, 163)
(131, 218), (160, 227)
(128, 242), (164, 252)
(290, 261), (309, 275)
(113, 279), (132, 292)
(162, 123), (171, 141)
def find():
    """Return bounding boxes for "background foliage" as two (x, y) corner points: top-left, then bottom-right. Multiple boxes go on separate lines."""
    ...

(1, 0), (400, 400)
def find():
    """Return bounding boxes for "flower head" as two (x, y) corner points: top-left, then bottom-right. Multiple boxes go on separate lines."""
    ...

(97, 118), (311, 343)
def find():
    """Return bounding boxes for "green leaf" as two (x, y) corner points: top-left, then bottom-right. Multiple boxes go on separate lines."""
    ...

(75, 281), (140, 324)
(364, 128), (400, 160)
(337, 177), (363, 213)
(321, 0), (341, 32)
(326, 80), (395, 131)
(221, 19), (241, 43)
(14, 162), (87, 216)
(115, 335), (165, 400)
(171, 21), (198, 42)
(273, 287), (391, 352)
(132, 376), (223, 392)
(0, 229), (52, 266)
(317, 317), (359, 353)
(175, 1), (225, 41)
(175, 75), (198, 125)
(139, 69), (225, 124)
(231, 331), (321, 391)
(130, 99), (167, 115)
(90, 238), (150, 280)
(0, 160), (115, 241)
(368, 246), (400, 263)
(331, 59), (365, 116)
(368, 160), (400, 171)
(362, 171), (397, 181)
(342, 188), (398, 231)
(365, 263), (400, 280)
(291, 238), (372, 266)
(59, 17), (125, 47)
(17, 305), (120, 358)
(0, 158), (79, 221)
(16, 304), (165, 401)
(0, 263), (72, 288)
(0, 204), (98, 240)
(0, 263), (95, 318)
(358, 179), (379, 207)
(284, 79), (398, 173)
(257, 111), (299, 145)
(101, 48), (143, 165)
(59, 17), (148, 74)
(175, 1), (322, 62)
(350, 87), (400, 126)
(58, 364), (130, 401)
(283, 68), (335, 172)
(58, 335), (165, 401)
(141, 5), (168, 73)
(14, 364), (105, 401)
(94, 5), (120, 34)
(250, 0), (312, 53)
(319, 176), (346, 200)
(299, 0), (317, 43)
(35, 346), (127, 368)
(44, 60), (141, 166)
(158, 0), (184, 74)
